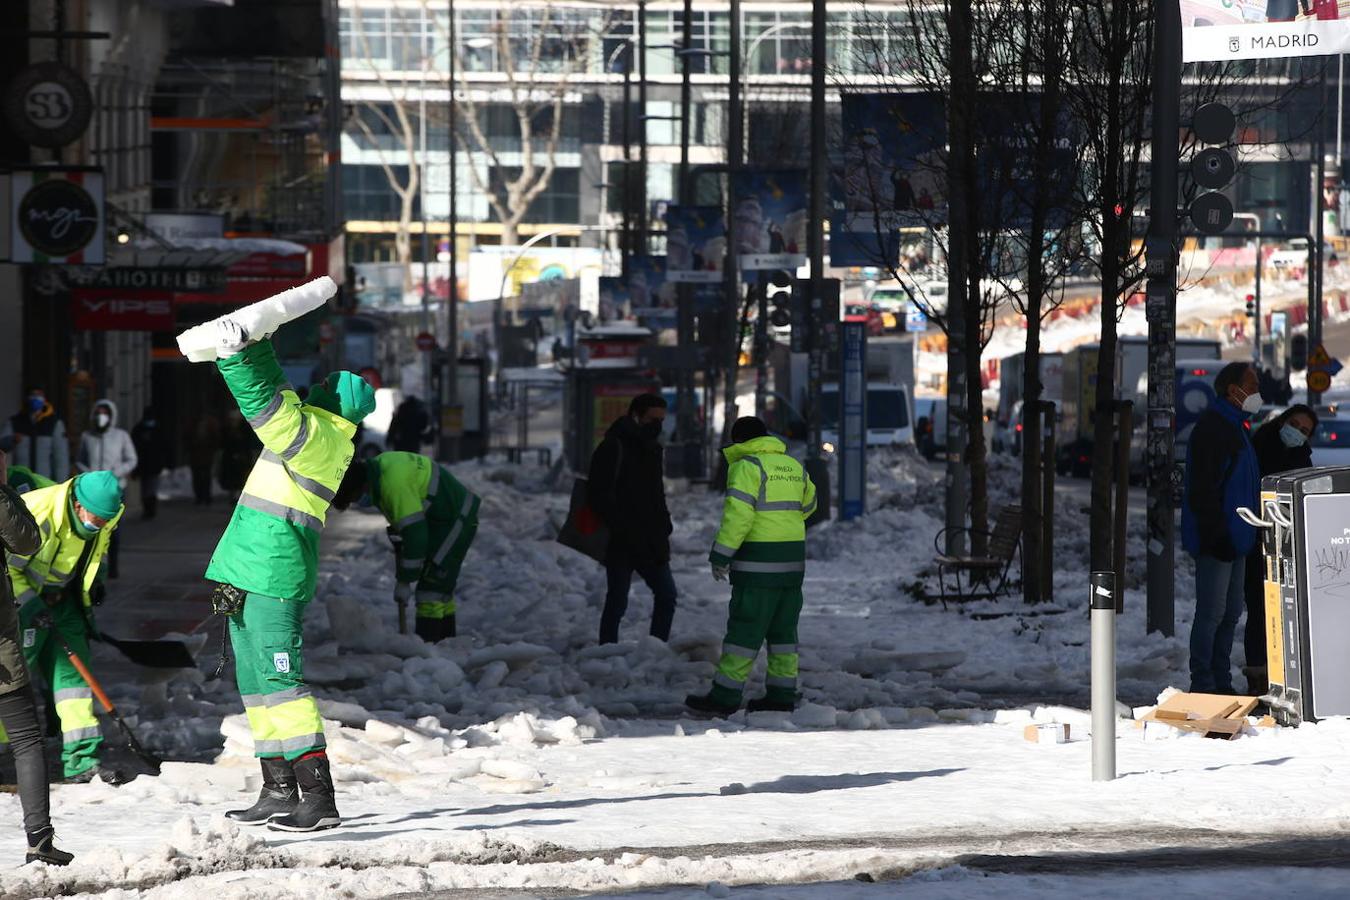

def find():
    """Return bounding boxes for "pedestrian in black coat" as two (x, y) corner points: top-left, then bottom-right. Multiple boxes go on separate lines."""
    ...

(388, 395), (429, 453)
(1242, 404), (1318, 695)
(131, 407), (170, 520)
(587, 393), (678, 644)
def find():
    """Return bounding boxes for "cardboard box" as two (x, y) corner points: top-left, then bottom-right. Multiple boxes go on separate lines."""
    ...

(1023, 723), (1070, 744)
(1138, 692), (1260, 740)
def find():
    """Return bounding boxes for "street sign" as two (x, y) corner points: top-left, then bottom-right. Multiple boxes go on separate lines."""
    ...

(415, 331), (437, 352)
(1309, 343), (1332, 368)
(2, 62), (93, 149)
(905, 301), (928, 333)
(1309, 371), (1332, 393)
(839, 321), (867, 521)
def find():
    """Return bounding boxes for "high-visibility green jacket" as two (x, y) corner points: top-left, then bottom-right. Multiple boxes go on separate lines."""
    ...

(368, 451), (480, 583)
(709, 436), (816, 587)
(205, 341), (355, 601)
(7, 466), (55, 495)
(8, 479), (121, 608)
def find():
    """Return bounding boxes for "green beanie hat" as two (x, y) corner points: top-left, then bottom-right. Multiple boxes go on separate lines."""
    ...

(308, 371), (376, 425)
(74, 471), (123, 519)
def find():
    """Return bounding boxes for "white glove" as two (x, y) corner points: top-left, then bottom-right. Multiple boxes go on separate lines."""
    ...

(711, 563), (730, 583)
(215, 318), (250, 358)
(394, 583), (414, 605)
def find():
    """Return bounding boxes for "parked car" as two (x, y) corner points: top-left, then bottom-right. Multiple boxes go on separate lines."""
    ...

(914, 397), (947, 460)
(843, 303), (886, 337)
(1311, 417), (1350, 467)
(1269, 238), (1339, 271)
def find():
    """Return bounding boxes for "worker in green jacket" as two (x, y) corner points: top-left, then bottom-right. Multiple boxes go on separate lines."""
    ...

(687, 417), (816, 717)
(207, 319), (375, 833)
(4, 471), (125, 783)
(7, 465), (54, 495)
(333, 451), (480, 642)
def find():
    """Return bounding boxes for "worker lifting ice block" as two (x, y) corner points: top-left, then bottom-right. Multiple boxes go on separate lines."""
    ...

(175, 276), (336, 362)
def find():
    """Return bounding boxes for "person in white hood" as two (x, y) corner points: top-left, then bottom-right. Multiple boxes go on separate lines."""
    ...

(77, 399), (137, 579)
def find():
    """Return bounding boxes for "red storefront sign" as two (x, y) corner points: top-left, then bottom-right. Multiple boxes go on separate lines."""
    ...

(72, 290), (175, 331)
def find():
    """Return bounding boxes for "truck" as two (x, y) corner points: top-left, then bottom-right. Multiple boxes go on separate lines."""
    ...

(1058, 336), (1221, 477)
(994, 351), (1063, 454)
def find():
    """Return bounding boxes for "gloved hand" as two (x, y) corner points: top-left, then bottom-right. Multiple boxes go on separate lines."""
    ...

(711, 563), (730, 583)
(394, 582), (414, 606)
(215, 318), (250, 358)
(89, 584), (107, 607)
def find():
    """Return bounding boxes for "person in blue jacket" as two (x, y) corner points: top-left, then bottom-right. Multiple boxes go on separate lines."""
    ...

(1181, 362), (1262, 694)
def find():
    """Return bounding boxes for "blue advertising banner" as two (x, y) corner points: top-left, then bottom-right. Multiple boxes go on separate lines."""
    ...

(976, 94), (1080, 230)
(840, 321), (867, 520)
(666, 205), (726, 284)
(831, 93), (947, 268)
(732, 169), (808, 272)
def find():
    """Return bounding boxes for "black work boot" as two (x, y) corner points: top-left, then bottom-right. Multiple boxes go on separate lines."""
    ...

(268, 753), (340, 832)
(26, 826), (73, 866)
(415, 617), (440, 643)
(226, 757), (298, 826)
(685, 692), (741, 717)
(746, 696), (797, 713)
(443, 613), (456, 640)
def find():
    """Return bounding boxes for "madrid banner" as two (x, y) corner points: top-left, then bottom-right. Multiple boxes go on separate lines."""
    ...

(1183, 1), (1350, 62)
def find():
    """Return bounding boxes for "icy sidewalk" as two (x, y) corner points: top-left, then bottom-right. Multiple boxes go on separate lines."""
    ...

(3, 711), (1350, 897)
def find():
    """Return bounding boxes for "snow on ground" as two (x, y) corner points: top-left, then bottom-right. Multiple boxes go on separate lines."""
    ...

(0, 450), (1319, 898)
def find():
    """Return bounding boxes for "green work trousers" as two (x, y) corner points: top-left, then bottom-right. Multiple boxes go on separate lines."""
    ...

(13, 594), (100, 778)
(228, 592), (325, 760)
(710, 585), (803, 707)
(414, 516), (478, 622)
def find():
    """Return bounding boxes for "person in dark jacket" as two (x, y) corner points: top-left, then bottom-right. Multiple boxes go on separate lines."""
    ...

(1181, 362), (1263, 694)
(0, 449), (73, 866)
(387, 394), (430, 453)
(588, 394), (678, 644)
(131, 407), (170, 520)
(1241, 404), (1318, 695)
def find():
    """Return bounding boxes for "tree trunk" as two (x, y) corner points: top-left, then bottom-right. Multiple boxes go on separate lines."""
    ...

(965, 266), (989, 557)
(395, 187), (415, 296)
(1090, 224), (1124, 573)
(501, 221), (519, 248)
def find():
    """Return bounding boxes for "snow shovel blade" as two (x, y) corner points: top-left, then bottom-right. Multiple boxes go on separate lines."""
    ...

(99, 632), (197, 669)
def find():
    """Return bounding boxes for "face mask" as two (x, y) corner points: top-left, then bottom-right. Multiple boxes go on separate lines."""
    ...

(1240, 391), (1263, 415)
(95, 412), (111, 429)
(74, 513), (102, 536)
(1280, 424), (1308, 448)
(640, 420), (663, 440)
(27, 396), (44, 414)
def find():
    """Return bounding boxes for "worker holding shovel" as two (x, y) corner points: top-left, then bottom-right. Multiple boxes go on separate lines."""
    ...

(6, 470), (128, 786)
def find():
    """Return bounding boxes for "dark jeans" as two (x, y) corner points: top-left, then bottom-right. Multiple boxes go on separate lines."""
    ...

(1243, 549), (1267, 670)
(0, 685), (52, 835)
(140, 473), (160, 519)
(191, 465), (212, 505)
(1190, 553), (1248, 693)
(601, 561), (678, 644)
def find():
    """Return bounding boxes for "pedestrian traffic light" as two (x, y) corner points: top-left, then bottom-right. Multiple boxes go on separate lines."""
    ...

(1245, 294), (1256, 318)
(766, 269), (795, 329)
(1188, 103), (1236, 236)
(1291, 333), (1309, 372)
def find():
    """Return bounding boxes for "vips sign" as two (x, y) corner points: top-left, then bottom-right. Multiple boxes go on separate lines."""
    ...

(72, 293), (175, 332)
(1183, 0), (1350, 61)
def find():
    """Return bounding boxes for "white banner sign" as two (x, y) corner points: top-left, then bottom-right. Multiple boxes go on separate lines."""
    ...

(1183, 1), (1350, 62)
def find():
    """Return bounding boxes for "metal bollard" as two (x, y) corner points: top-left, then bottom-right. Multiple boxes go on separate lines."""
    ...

(1091, 570), (1117, 782)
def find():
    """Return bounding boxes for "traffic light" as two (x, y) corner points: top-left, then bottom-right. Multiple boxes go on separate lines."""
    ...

(1291, 333), (1309, 372)
(1245, 294), (1256, 318)
(1188, 103), (1236, 236)
(766, 268), (795, 331)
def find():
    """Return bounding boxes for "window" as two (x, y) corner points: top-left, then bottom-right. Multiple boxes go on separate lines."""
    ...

(342, 164), (416, 221)
(488, 167), (580, 223)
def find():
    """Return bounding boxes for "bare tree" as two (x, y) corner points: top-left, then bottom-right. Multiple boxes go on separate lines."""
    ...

(346, 0), (431, 294)
(449, 4), (608, 247)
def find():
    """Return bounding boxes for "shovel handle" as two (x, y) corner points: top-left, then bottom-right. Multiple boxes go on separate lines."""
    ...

(61, 644), (117, 715)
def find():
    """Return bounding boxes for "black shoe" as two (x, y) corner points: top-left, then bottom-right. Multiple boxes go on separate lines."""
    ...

(685, 692), (740, 717)
(268, 754), (340, 832)
(227, 757), (298, 826)
(443, 613), (456, 640)
(746, 696), (797, 713)
(415, 617), (440, 643)
(26, 826), (73, 866)
(63, 764), (133, 786)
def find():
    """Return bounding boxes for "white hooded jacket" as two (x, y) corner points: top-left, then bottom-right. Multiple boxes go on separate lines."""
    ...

(77, 398), (138, 488)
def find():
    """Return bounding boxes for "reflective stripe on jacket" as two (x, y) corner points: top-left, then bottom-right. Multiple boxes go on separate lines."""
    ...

(7, 479), (121, 609)
(205, 341), (355, 601)
(709, 436), (816, 587)
(369, 451), (480, 583)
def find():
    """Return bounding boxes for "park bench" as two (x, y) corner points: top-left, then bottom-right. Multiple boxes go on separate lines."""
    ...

(930, 504), (1024, 607)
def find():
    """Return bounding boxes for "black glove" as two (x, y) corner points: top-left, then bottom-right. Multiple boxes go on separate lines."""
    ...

(89, 584), (107, 607)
